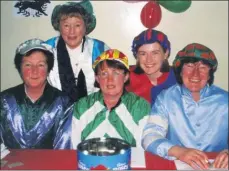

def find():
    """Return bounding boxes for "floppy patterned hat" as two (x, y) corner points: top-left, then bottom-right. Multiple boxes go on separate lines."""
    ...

(132, 29), (171, 58)
(173, 43), (218, 70)
(92, 49), (129, 70)
(16, 38), (53, 55)
(51, 0), (96, 35)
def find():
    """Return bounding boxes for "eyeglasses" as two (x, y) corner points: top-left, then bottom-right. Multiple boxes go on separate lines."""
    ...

(183, 62), (210, 74)
(98, 70), (125, 79)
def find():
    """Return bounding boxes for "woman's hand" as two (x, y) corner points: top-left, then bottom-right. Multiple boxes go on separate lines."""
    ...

(213, 149), (228, 169)
(169, 146), (209, 170)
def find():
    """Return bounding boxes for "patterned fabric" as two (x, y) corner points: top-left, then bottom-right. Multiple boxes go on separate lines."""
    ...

(92, 49), (129, 70)
(173, 43), (218, 70)
(46, 36), (109, 102)
(0, 83), (71, 149)
(54, 91), (151, 149)
(132, 29), (170, 58)
(126, 67), (176, 104)
(142, 84), (228, 160)
(16, 38), (53, 55)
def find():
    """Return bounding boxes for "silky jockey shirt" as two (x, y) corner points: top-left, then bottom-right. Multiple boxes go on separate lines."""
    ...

(55, 90), (151, 149)
(46, 36), (109, 102)
(0, 83), (71, 149)
(126, 66), (176, 104)
(142, 84), (228, 160)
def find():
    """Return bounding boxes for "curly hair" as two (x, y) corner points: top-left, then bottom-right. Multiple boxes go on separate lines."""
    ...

(51, 4), (94, 35)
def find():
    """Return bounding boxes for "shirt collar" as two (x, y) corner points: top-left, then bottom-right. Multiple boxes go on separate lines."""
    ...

(98, 89), (127, 110)
(181, 84), (209, 99)
(65, 41), (83, 55)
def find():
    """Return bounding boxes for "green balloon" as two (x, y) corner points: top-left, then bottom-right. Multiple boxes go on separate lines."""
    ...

(158, 0), (192, 13)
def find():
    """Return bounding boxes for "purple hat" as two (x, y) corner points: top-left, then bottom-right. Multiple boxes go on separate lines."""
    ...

(132, 29), (171, 58)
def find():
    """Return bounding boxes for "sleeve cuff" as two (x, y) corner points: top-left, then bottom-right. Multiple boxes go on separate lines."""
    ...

(146, 139), (176, 160)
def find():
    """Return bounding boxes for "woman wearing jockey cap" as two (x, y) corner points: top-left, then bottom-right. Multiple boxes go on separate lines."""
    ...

(55, 49), (151, 149)
(46, 0), (109, 103)
(142, 43), (228, 169)
(0, 39), (71, 149)
(126, 29), (176, 104)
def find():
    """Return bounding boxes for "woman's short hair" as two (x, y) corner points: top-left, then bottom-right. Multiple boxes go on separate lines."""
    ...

(51, 1), (96, 35)
(173, 58), (215, 85)
(14, 49), (54, 74)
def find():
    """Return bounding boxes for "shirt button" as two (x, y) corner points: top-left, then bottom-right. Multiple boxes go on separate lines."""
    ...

(196, 123), (200, 127)
(197, 143), (201, 146)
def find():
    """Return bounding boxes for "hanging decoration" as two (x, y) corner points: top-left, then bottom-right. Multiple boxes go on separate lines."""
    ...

(123, 0), (192, 29)
(14, 0), (51, 17)
(140, 1), (162, 28)
(158, 0), (191, 13)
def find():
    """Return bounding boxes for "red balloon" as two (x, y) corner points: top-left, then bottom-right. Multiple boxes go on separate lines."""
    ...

(140, 1), (162, 29)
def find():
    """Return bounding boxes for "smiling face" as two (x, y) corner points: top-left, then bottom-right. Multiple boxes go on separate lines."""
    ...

(59, 15), (86, 49)
(181, 61), (210, 93)
(137, 42), (169, 77)
(95, 61), (129, 98)
(21, 51), (48, 89)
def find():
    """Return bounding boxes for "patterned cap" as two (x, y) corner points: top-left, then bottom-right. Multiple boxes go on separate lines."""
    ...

(16, 38), (53, 55)
(173, 43), (218, 70)
(132, 29), (171, 58)
(51, 0), (96, 35)
(92, 49), (129, 70)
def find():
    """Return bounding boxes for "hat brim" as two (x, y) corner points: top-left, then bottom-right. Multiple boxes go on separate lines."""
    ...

(18, 46), (52, 55)
(93, 59), (129, 71)
(173, 56), (217, 70)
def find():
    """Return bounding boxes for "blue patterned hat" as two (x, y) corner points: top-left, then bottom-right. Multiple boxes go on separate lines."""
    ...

(16, 38), (53, 55)
(132, 29), (171, 58)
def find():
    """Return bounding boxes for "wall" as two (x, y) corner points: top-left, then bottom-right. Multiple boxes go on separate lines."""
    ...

(1, 1), (228, 91)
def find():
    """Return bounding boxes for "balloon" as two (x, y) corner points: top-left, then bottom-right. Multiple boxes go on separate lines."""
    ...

(140, 1), (162, 29)
(158, 0), (192, 13)
(123, 0), (147, 3)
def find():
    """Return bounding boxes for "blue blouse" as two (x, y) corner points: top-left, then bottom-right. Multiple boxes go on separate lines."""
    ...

(142, 84), (228, 159)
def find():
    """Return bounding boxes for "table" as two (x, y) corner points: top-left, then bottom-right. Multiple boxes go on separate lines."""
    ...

(1, 150), (217, 170)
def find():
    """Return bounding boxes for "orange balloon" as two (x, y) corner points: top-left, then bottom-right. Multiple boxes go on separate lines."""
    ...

(140, 1), (162, 28)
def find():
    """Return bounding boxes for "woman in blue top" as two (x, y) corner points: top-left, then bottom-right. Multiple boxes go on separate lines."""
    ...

(46, 0), (109, 103)
(0, 39), (71, 149)
(142, 43), (228, 169)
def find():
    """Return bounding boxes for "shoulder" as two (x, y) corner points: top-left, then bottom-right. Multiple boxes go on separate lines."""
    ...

(45, 36), (59, 47)
(1, 84), (23, 98)
(73, 91), (102, 108)
(122, 92), (150, 110)
(86, 36), (109, 48)
(86, 36), (106, 44)
(72, 91), (102, 118)
(158, 84), (181, 100)
(129, 65), (136, 72)
(209, 85), (228, 99)
(122, 92), (151, 121)
(47, 84), (71, 104)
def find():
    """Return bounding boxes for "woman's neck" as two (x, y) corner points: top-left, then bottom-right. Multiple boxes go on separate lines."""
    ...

(103, 93), (122, 110)
(25, 82), (46, 102)
(147, 71), (163, 85)
(192, 92), (200, 102)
